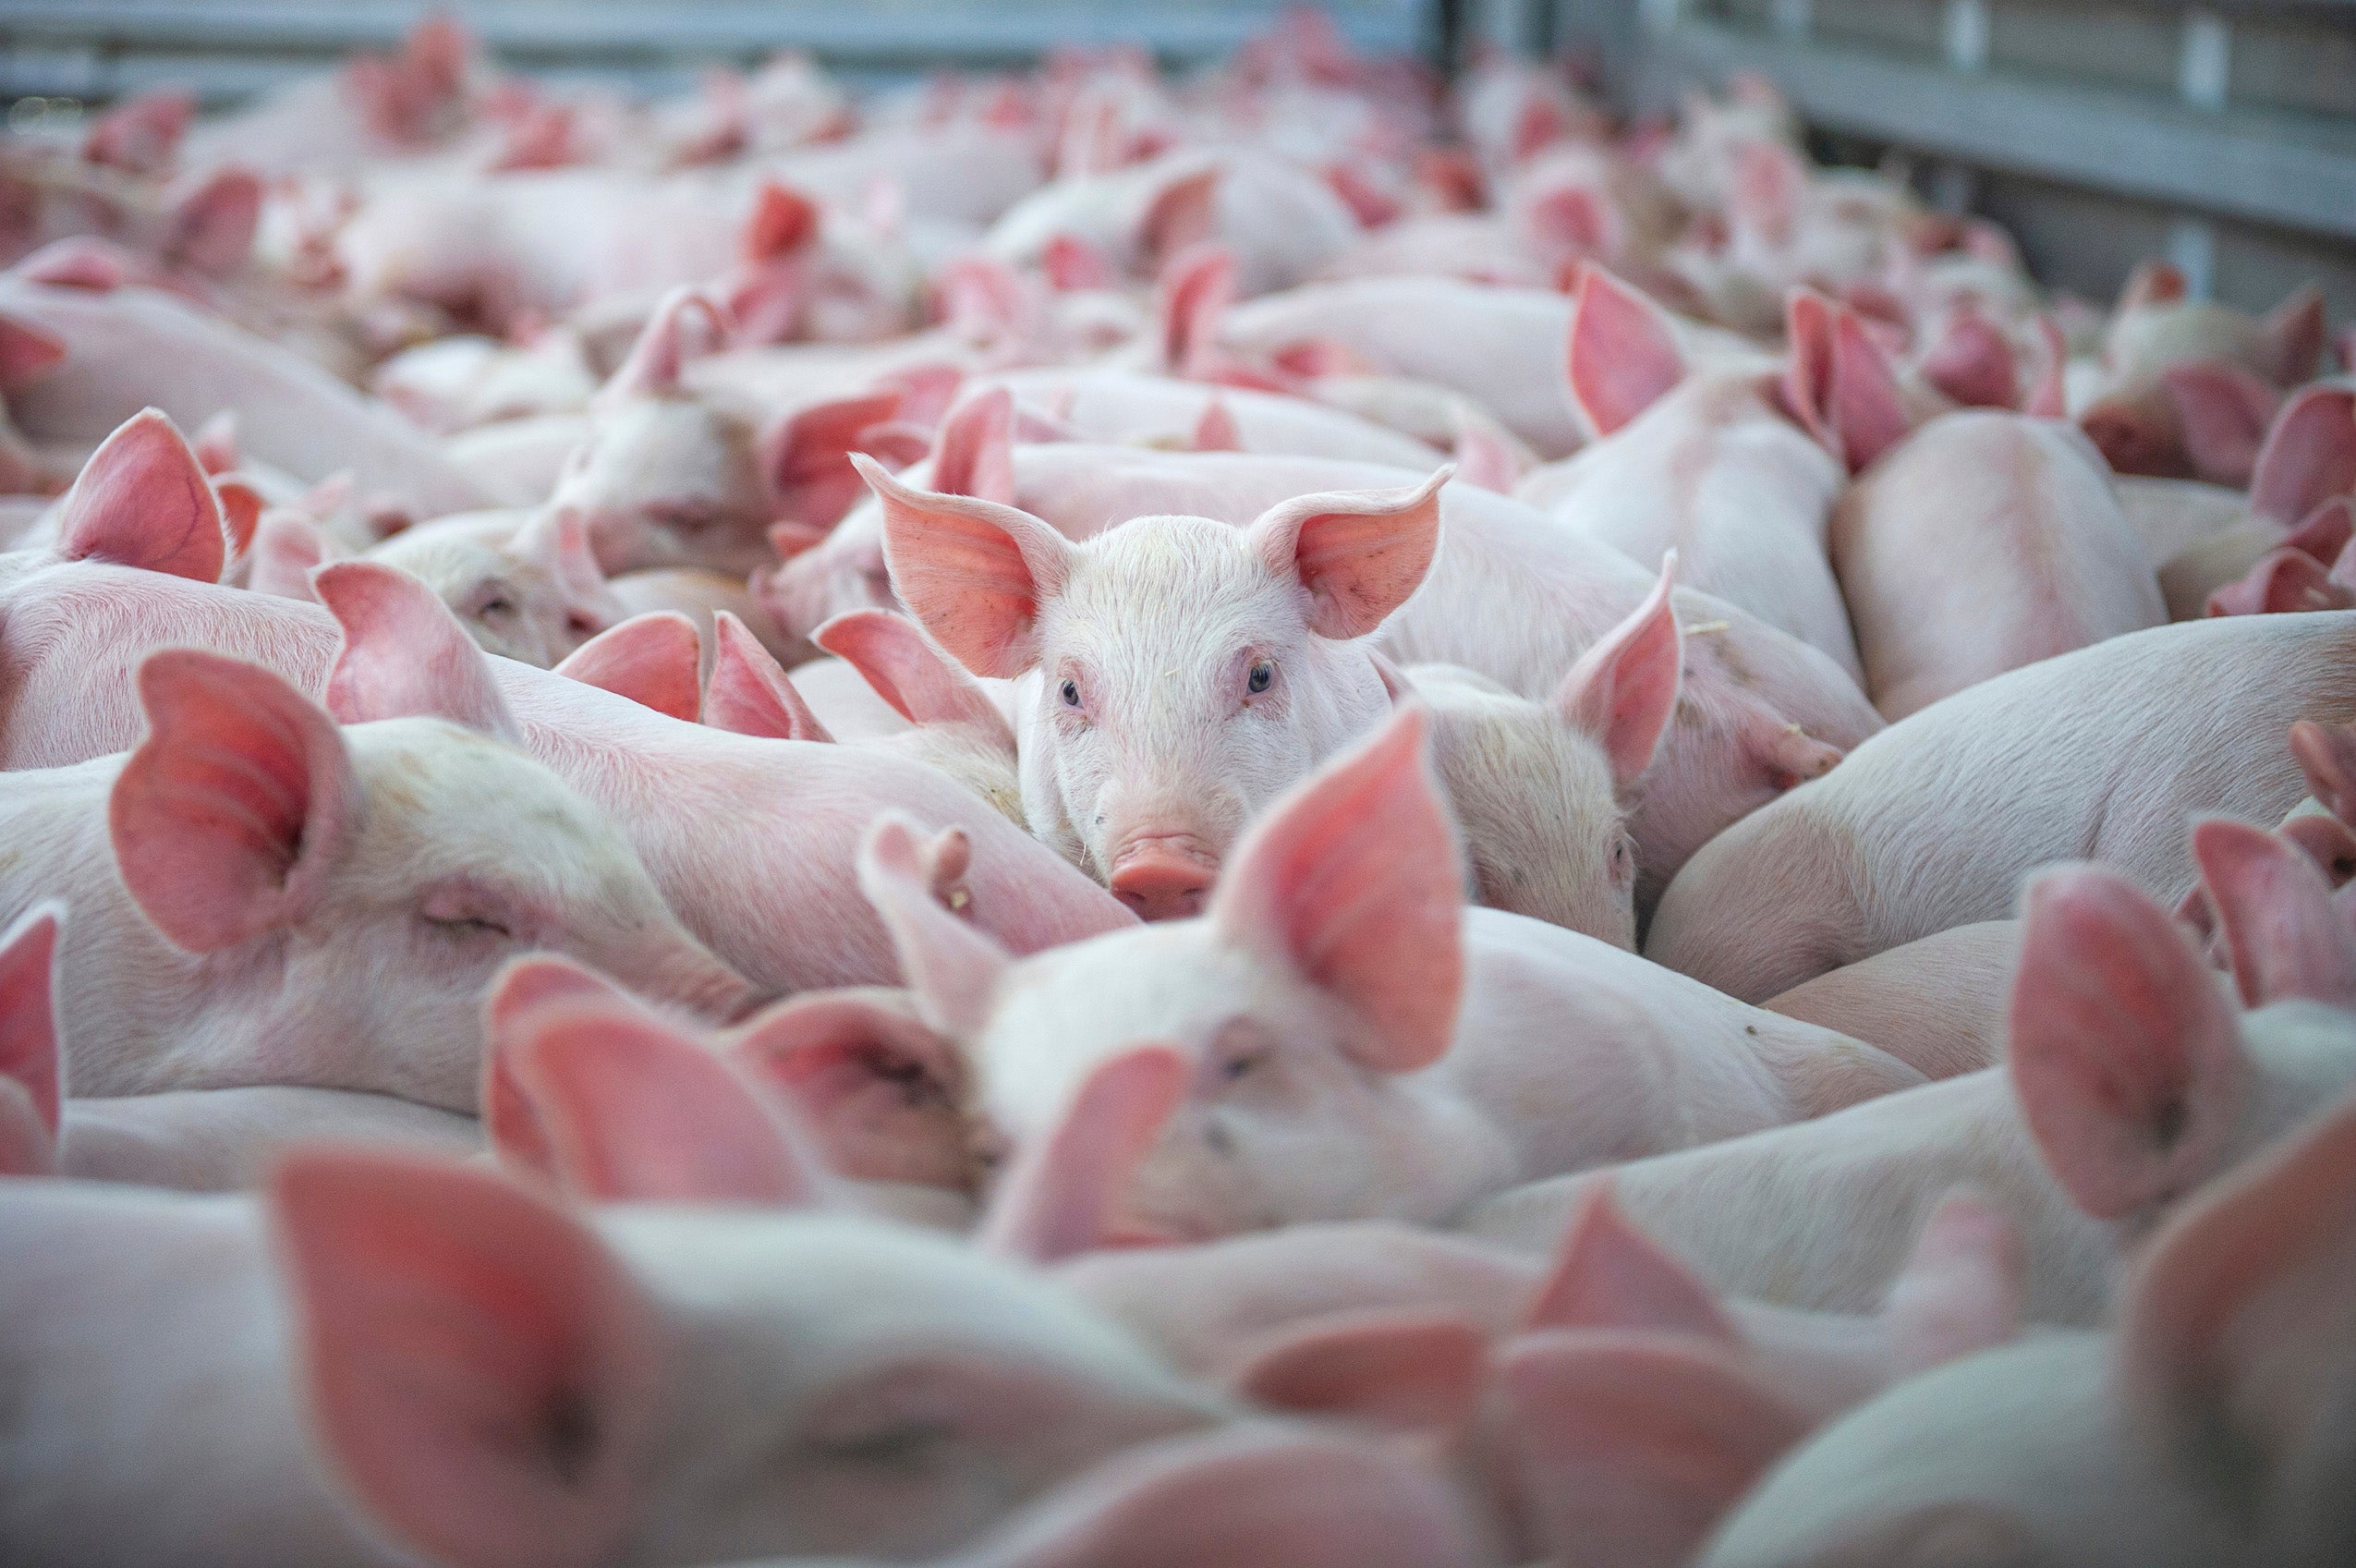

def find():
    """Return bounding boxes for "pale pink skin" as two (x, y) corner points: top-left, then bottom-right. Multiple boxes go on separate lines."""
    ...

(1214, 278), (1588, 456)
(1704, 1093), (2356, 1568)
(1765, 921), (2020, 1082)
(0, 276), (499, 515)
(859, 712), (1921, 1244)
(983, 151), (1360, 299)
(0, 687), (747, 1113)
(1473, 867), (2356, 1329)
(1832, 412), (2166, 719)
(610, 565), (812, 677)
(973, 369), (1444, 468)
(798, 443), (1880, 903)
(49, 1088), (480, 1189)
(0, 556), (1131, 993)
(1646, 612), (2356, 1002)
(0, 1167), (1225, 1568)
(1311, 213), (1552, 289)
(1522, 367), (1863, 684)
(252, 506), (625, 669)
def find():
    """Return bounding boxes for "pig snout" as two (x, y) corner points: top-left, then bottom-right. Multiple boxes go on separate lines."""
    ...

(1108, 834), (1222, 921)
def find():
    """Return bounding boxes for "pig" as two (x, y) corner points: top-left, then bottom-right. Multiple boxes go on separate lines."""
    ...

(550, 286), (921, 575)
(1763, 921), (2020, 1081)
(251, 504), (625, 668)
(827, 427), (1880, 906)
(1646, 610), (2356, 1002)
(367, 325), (600, 435)
(1700, 1086), (2356, 1568)
(0, 269), (501, 515)
(983, 151), (1359, 298)
(1831, 406), (2166, 718)
(1469, 845), (2356, 1327)
(1377, 557), (1681, 947)
(1518, 272), (1862, 683)
(971, 367), (1445, 467)
(853, 706), (1924, 1244)
(868, 454), (1686, 928)
(0, 411), (1134, 993)
(2154, 383), (2356, 619)
(2077, 260), (2327, 482)
(0, 626), (748, 1111)
(607, 564), (811, 677)
(705, 606), (1026, 824)
(0, 1146), (1230, 1568)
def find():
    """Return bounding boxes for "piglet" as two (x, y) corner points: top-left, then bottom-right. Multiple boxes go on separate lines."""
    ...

(853, 705), (1923, 1242)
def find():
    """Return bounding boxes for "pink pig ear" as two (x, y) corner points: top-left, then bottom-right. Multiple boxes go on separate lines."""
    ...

(600, 288), (724, 405)
(856, 811), (1013, 1039)
(1566, 264), (1684, 437)
(1524, 1178), (1734, 1342)
(731, 988), (968, 1188)
(930, 386), (1019, 504)
(2008, 864), (2245, 1221)
(111, 650), (358, 953)
(858, 453), (1075, 679)
(1730, 138), (1805, 247)
(1245, 466), (1450, 640)
(1193, 395), (1243, 453)
(164, 166), (261, 275)
(55, 409), (228, 583)
(246, 511), (334, 601)
(2259, 283), (2329, 386)
(0, 310), (66, 392)
(2289, 717), (2356, 824)
(554, 613), (702, 722)
(2119, 259), (2188, 312)
(191, 410), (239, 474)
(2120, 1094), (2356, 1542)
(1497, 1330), (1811, 1568)
(704, 610), (833, 741)
(507, 1000), (832, 1208)
(2204, 547), (2355, 619)
(1879, 1188), (2027, 1378)
(481, 954), (650, 1183)
(1554, 553), (1682, 794)
(0, 903), (65, 1141)
(741, 179), (820, 263)
(1450, 419), (1520, 494)
(1157, 246), (1236, 378)
(760, 388), (905, 529)
(269, 1149), (661, 1568)
(1235, 1312), (1490, 1440)
(814, 608), (1016, 750)
(2191, 817), (2356, 1009)
(1783, 289), (1911, 474)
(2163, 363), (2280, 490)
(2249, 385), (2356, 528)
(969, 1427), (1488, 1568)
(1916, 307), (2019, 411)
(979, 1043), (1190, 1263)
(1136, 164), (1222, 273)
(317, 560), (522, 742)
(1212, 706), (1465, 1075)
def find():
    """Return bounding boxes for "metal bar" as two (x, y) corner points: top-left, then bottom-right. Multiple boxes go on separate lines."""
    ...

(1637, 18), (2356, 242)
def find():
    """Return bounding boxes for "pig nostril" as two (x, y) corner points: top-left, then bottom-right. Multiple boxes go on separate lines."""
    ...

(1109, 847), (1216, 922)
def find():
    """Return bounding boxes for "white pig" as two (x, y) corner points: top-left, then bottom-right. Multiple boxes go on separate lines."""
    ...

(852, 706), (1923, 1242)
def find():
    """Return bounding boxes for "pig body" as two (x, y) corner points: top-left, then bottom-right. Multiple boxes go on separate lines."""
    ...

(1646, 612), (2356, 1001)
(1831, 411), (2164, 718)
(0, 1162), (1225, 1568)
(1214, 278), (1585, 456)
(0, 275), (501, 514)
(1764, 921), (2019, 1081)
(1520, 369), (1860, 682)
(47, 1088), (480, 1188)
(977, 368), (1443, 466)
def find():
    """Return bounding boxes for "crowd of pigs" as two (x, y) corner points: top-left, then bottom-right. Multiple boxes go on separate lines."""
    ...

(3, 8), (2355, 1566)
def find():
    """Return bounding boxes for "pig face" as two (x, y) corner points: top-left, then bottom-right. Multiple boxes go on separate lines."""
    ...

(552, 394), (774, 576)
(863, 456), (1446, 918)
(111, 648), (752, 1112)
(362, 509), (621, 667)
(273, 1149), (1230, 1568)
(859, 707), (1476, 1240)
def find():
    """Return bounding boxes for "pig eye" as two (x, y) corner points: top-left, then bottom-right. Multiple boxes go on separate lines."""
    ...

(1060, 678), (1082, 708)
(1245, 661), (1273, 695)
(424, 912), (512, 941)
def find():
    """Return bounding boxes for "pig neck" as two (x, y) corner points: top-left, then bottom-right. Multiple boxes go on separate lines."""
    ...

(0, 759), (335, 1099)
(0, 1183), (403, 1567)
